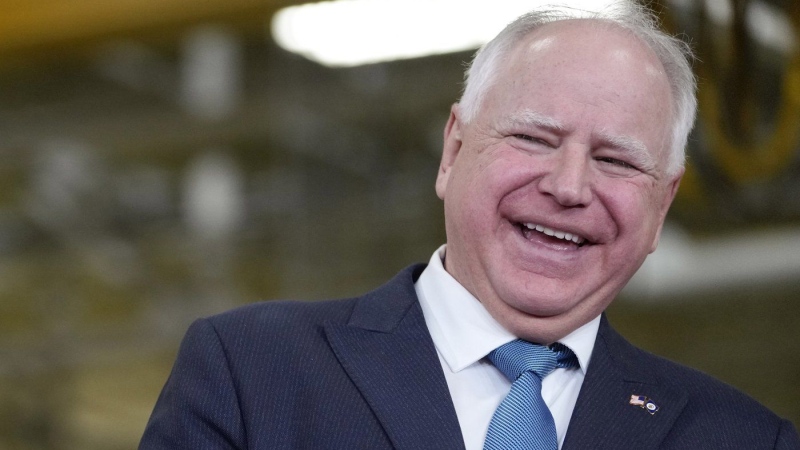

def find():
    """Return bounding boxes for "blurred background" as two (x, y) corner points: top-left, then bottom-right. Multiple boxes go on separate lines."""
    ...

(0, 0), (798, 448)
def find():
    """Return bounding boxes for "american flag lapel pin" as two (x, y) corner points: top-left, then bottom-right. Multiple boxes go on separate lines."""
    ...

(629, 394), (660, 415)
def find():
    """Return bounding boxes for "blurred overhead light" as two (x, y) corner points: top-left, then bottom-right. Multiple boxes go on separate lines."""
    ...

(272, 0), (625, 67)
(703, 0), (733, 26)
(746, 1), (796, 55)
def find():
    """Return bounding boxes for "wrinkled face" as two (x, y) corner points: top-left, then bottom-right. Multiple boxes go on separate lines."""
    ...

(435, 21), (682, 344)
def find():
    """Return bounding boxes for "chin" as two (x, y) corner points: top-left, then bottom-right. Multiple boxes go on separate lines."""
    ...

(494, 289), (602, 342)
(497, 279), (582, 317)
(508, 298), (571, 318)
(494, 292), (573, 325)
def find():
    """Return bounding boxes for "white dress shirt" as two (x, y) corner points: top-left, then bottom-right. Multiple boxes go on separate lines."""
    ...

(414, 245), (600, 450)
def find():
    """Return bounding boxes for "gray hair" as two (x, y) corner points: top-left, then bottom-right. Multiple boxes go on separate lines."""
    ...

(458, 3), (696, 176)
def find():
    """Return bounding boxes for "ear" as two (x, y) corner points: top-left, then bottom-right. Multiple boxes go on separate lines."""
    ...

(436, 104), (463, 200)
(649, 168), (684, 253)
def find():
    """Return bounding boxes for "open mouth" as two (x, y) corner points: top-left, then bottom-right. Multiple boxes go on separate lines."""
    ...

(515, 222), (589, 248)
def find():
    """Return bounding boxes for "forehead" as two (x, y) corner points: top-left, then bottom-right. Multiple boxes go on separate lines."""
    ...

(487, 20), (674, 165)
(506, 19), (666, 80)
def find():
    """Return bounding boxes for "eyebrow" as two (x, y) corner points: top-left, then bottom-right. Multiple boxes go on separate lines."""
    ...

(501, 109), (566, 133)
(501, 109), (659, 172)
(597, 130), (657, 172)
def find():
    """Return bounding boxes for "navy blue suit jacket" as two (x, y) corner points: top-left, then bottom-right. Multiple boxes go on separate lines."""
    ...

(140, 265), (799, 449)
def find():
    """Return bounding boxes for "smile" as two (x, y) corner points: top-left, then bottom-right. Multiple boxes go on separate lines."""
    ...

(518, 222), (587, 246)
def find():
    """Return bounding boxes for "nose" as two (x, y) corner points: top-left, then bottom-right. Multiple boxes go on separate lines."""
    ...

(537, 146), (592, 207)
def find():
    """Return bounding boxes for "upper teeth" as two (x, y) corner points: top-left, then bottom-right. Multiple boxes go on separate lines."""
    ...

(523, 223), (585, 245)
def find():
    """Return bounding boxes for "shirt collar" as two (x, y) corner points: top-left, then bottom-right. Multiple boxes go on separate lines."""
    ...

(415, 245), (600, 374)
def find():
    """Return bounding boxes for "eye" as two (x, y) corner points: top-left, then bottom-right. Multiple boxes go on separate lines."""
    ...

(513, 134), (552, 147)
(595, 156), (637, 170)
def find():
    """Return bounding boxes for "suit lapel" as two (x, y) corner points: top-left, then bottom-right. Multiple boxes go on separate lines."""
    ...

(325, 265), (466, 450)
(563, 315), (688, 449)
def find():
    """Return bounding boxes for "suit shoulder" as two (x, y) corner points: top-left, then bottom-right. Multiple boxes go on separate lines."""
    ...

(624, 340), (788, 430)
(173, 297), (362, 383)
(185, 264), (424, 356)
(601, 320), (778, 417)
(201, 263), (425, 336)
(204, 296), (358, 337)
(595, 321), (800, 446)
(642, 348), (763, 402)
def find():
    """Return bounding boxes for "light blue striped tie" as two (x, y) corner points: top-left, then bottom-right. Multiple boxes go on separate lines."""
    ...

(483, 340), (578, 450)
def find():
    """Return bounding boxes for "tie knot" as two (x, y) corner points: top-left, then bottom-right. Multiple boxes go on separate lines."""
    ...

(488, 339), (578, 382)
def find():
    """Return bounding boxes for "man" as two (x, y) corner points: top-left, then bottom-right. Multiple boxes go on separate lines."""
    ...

(140, 3), (800, 449)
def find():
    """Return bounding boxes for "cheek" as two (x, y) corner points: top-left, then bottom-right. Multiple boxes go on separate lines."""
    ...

(452, 150), (511, 204)
(445, 162), (514, 243)
(482, 150), (548, 196)
(603, 181), (666, 238)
